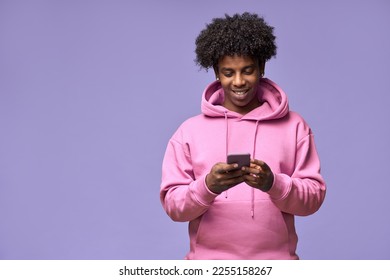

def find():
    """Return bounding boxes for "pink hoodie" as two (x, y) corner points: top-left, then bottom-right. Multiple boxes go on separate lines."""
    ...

(160, 78), (326, 259)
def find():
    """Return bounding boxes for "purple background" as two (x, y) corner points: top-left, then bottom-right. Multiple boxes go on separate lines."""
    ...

(1, 0), (389, 260)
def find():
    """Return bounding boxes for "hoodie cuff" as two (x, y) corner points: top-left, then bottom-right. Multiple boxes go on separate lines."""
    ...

(267, 173), (292, 200)
(190, 175), (219, 206)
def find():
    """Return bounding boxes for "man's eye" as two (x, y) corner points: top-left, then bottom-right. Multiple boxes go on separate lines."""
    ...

(244, 69), (254, 75)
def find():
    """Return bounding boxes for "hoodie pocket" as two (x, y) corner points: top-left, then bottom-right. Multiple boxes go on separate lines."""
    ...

(194, 200), (292, 259)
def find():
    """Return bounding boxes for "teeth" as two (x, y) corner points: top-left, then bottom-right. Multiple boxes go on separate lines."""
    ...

(234, 91), (246, 95)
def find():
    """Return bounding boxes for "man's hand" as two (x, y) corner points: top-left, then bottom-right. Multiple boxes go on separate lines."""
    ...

(242, 159), (274, 192)
(206, 162), (245, 194)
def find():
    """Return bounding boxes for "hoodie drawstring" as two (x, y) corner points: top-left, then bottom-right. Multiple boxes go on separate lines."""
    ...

(251, 120), (261, 218)
(224, 111), (229, 199)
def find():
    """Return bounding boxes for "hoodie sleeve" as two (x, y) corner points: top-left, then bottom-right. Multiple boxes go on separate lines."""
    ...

(160, 130), (218, 222)
(267, 132), (326, 216)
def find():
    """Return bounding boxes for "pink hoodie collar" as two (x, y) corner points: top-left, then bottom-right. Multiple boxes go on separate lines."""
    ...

(201, 78), (289, 121)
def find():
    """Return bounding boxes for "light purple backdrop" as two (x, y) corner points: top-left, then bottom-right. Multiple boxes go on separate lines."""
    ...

(1, 0), (389, 260)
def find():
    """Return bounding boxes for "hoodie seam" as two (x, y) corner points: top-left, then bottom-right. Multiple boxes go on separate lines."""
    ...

(170, 137), (191, 158)
(297, 133), (312, 146)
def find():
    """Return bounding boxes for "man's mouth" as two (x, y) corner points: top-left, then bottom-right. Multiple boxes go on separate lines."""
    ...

(232, 89), (249, 97)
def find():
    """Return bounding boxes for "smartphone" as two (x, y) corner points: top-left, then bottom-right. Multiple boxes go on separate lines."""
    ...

(227, 153), (250, 170)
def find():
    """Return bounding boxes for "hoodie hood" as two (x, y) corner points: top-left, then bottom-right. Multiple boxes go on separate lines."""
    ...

(201, 78), (289, 121)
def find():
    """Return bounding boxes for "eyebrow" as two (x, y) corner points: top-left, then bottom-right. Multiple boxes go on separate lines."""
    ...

(220, 64), (256, 72)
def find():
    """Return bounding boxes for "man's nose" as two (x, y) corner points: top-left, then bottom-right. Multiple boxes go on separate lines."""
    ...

(233, 74), (245, 87)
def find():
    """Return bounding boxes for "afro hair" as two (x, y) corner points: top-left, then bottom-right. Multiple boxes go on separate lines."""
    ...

(195, 12), (277, 69)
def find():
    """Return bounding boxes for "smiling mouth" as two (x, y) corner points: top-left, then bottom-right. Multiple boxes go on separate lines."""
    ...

(232, 89), (249, 96)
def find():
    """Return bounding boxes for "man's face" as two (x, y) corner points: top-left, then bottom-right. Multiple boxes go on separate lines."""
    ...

(216, 55), (263, 115)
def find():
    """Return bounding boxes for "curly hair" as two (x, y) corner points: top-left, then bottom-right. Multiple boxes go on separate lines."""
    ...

(195, 12), (277, 69)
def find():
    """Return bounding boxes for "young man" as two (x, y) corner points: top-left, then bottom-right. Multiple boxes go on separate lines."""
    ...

(160, 12), (326, 259)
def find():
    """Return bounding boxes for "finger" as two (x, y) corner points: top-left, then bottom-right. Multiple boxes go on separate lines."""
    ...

(217, 170), (245, 183)
(243, 173), (267, 190)
(213, 162), (237, 173)
(242, 164), (261, 176)
(212, 172), (245, 188)
(251, 159), (271, 172)
(221, 176), (245, 187)
(217, 164), (239, 174)
(250, 159), (264, 167)
(242, 174), (260, 188)
(213, 167), (244, 183)
(227, 168), (245, 178)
